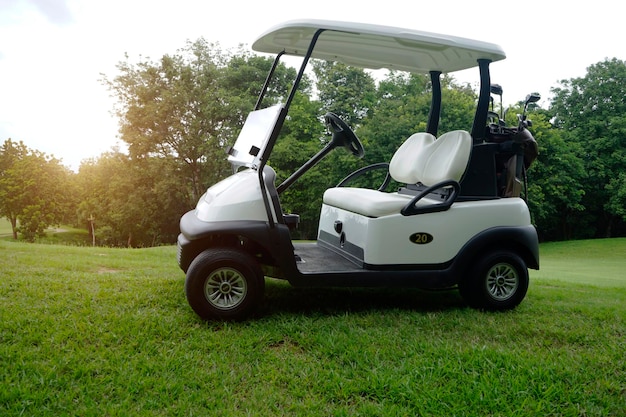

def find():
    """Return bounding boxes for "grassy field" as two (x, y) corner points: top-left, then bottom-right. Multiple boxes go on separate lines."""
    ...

(0, 217), (13, 236)
(1, 238), (625, 416)
(0, 218), (91, 246)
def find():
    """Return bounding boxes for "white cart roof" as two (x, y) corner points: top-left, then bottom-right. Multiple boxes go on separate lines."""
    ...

(252, 19), (506, 74)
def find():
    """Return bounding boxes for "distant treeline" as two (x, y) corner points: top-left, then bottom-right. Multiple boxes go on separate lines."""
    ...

(1, 40), (624, 246)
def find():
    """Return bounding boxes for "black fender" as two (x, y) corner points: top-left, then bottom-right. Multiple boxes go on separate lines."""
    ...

(177, 211), (281, 273)
(451, 225), (539, 283)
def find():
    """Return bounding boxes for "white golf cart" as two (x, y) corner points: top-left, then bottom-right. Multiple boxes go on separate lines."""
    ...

(177, 19), (540, 320)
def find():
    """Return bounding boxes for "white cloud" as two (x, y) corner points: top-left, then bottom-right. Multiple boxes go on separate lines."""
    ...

(31, 0), (74, 25)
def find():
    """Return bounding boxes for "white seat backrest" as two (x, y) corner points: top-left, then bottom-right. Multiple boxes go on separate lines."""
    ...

(389, 132), (436, 184)
(389, 130), (472, 186)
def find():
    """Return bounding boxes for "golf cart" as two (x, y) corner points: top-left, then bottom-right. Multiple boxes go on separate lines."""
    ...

(177, 19), (540, 321)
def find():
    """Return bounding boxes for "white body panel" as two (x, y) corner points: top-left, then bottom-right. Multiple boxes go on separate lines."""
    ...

(318, 198), (532, 265)
(195, 169), (272, 223)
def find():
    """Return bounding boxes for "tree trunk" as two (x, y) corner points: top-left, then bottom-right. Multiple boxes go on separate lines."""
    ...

(605, 219), (613, 238)
(562, 216), (570, 241)
(603, 213), (614, 238)
(191, 162), (203, 205)
(10, 216), (17, 240)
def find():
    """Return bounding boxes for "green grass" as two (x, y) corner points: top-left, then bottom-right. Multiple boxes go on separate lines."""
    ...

(0, 217), (13, 236)
(531, 238), (626, 287)
(0, 218), (91, 245)
(1, 239), (625, 416)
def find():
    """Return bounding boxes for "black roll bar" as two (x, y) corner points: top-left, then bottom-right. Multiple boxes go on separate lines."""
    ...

(255, 29), (328, 228)
(254, 51), (286, 110)
(471, 59), (492, 141)
(427, 71), (442, 136)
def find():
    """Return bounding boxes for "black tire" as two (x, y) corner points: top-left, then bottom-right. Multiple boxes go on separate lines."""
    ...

(185, 248), (264, 321)
(459, 250), (529, 311)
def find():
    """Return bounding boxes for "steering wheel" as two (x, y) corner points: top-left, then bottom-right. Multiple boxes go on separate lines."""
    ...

(324, 112), (365, 158)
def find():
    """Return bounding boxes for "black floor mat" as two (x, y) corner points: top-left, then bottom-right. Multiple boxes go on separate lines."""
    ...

(293, 242), (361, 273)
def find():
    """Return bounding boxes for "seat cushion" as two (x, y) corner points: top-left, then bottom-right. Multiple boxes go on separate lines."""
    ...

(323, 188), (412, 217)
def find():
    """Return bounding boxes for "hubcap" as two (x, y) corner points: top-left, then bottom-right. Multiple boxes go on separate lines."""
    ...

(485, 262), (519, 301)
(204, 267), (248, 310)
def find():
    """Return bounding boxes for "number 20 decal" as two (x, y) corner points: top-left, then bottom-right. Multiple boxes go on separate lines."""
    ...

(409, 232), (433, 244)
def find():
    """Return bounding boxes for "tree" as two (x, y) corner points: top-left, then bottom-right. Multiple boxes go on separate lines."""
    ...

(222, 52), (302, 124)
(358, 72), (476, 164)
(550, 58), (626, 237)
(103, 40), (229, 205)
(310, 62), (380, 190)
(98, 41), (300, 244)
(0, 139), (71, 241)
(103, 41), (297, 209)
(522, 109), (587, 240)
(76, 152), (189, 247)
(438, 77), (478, 133)
(269, 91), (326, 238)
(357, 71), (431, 165)
(311, 60), (377, 125)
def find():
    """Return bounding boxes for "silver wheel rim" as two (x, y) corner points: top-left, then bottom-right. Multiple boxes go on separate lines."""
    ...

(485, 262), (519, 301)
(204, 267), (248, 310)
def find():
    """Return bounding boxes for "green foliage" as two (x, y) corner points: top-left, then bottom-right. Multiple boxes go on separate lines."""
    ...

(550, 58), (626, 237)
(102, 41), (295, 206)
(6, 36), (626, 245)
(357, 73), (475, 165)
(0, 139), (73, 241)
(605, 172), (626, 220)
(94, 44), (297, 244)
(269, 93), (327, 238)
(523, 110), (587, 240)
(103, 40), (230, 204)
(1, 239), (625, 416)
(311, 60), (377, 124)
(76, 152), (188, 247)
(439, 76), (478, 133)
(225, 52), (303, 116)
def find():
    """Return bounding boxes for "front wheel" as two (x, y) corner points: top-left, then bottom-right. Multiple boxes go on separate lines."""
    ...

(459, 250), (529, 311)
(185, 248), (264, 321)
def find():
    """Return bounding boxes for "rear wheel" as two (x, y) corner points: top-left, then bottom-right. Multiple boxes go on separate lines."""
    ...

(185, 248), (264, 321)
(459, 250), (528, 310)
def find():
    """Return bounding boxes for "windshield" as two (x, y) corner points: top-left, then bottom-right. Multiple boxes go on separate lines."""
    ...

(228, 104), (283, 169)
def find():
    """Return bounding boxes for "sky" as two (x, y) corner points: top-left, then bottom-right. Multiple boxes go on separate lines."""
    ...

(0, 0), (623, 170)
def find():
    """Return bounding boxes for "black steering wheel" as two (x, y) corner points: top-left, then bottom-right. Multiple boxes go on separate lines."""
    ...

(324, 112), (365, 158)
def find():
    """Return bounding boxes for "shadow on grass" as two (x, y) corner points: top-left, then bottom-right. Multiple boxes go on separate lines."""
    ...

(259, 278), (466, 318)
